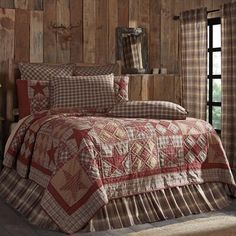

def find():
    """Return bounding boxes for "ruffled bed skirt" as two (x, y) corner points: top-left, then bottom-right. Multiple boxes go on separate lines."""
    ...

(0, 167), (232, 233)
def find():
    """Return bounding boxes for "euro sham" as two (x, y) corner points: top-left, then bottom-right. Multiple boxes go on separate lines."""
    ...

(19, 63), (74, 81)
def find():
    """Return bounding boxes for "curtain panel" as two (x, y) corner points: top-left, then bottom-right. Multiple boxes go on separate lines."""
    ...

(180, 8), (207, 120)
(221, 2), (236, 173)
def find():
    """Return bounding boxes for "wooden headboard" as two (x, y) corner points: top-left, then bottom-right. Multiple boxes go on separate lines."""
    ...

(1, 59), (20, 143)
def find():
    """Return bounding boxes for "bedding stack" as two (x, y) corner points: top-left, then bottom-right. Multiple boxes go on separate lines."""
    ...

(0, 62), (235, 234)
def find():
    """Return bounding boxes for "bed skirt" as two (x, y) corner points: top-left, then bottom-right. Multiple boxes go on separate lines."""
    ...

(0, 167), (232, 233)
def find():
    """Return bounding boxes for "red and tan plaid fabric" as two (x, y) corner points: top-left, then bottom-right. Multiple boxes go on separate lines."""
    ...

(4, 111), (236, 233)
(16, 79), (50, 118)
(0, 167), (231, 233)
(73, 63), (120, 76)
(108, 101), (188, 120)
(221, 2), (236, 173)
(180, 8), (207, 120)
(122, 34), (143, 69)
(114, 76), (129, 102)
(50, 74), (116, 112)
(19, 63), (74, 80)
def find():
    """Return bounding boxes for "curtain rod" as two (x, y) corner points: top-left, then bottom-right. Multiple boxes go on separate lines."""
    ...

(173, 9), (220, 20)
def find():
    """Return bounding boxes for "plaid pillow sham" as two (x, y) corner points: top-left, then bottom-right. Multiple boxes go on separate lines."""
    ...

(16, 79), (50, 118)
(108, 101), (188, 120)
(50, 74), (116, 112)
(19, 63), (74, 80)
(73, 63), (120, 76)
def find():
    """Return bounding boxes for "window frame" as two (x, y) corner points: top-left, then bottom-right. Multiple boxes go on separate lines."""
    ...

(207, 17), (221, 133)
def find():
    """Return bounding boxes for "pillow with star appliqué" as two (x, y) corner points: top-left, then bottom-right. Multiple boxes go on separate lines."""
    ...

(16, 79), (50, 119)
(16, 76), (129, 119)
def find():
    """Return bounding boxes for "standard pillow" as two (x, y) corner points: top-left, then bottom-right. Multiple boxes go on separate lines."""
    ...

(16, 79), (50, 118)
(114, 75), (129, 102)
(19, 63), (74, 80)
(50, 74), (116, 112)
(108, 101), (188, 120)
(73, 63), (120, 76)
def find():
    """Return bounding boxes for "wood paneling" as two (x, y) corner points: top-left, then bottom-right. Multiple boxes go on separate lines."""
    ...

(1, 0), (233, 68)
(118, 0), (129, 27)
(0, 0), (43, 10)
(83, 0), (96, 63)
(0, 8), (15, 131)
(149, 0), (161, 69)
(0, 0), (14, 8)
(129, 0), (139, 28)
(43, 0), (56, 63)
(108, 0), (118, 63)
(0, 9), (15, 62)
(14, 0), (28, 9)
(95, 0), (108, 64)
(14, 9), (30, 63)
(30, 10), (43, 63)
(128, 74), (181, 104)
(70, 0), (83, 62)
(56, 0), (70, 63)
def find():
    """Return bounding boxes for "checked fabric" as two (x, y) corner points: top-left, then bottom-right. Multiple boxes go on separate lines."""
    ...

(3, 110), (235, 233)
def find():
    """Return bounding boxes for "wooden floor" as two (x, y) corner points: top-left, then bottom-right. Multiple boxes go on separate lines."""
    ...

(0, 197), (236, 236)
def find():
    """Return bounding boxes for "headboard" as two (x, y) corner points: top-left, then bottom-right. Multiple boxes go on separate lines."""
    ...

(1, 59), (20, 144)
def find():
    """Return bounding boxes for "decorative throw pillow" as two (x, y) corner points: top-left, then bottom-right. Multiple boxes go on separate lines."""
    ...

(50, 74), (116, 112)
(73, 63), (120, 76)
(114, 76), (129, 102)
(16, 79), (50, 118)
(108, 101), (188, 120)
(19, 63), (74, 80)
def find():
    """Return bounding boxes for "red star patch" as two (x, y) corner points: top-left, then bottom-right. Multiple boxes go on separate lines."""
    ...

(47, 142), (57, 166)
(68, 129), (89, 148)
(116, 80), (127, 90)
(30, 82), (47, 96)
(108, 151), (125, 175)
(60, 169), (87, 200)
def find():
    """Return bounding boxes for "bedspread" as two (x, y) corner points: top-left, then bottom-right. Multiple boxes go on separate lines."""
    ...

(3, 110), (236, 233)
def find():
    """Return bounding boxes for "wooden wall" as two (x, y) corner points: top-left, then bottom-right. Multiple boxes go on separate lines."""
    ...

(43, 0), (235, 72)
(0, 0), (235, 74)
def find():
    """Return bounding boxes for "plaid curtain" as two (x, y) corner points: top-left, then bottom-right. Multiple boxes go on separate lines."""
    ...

(180, 8), (207, 120)
(122, 34), (143, 69)
(221, 2), (236, 172)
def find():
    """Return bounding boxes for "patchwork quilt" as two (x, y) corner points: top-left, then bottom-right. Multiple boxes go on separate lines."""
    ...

(3, 110), (235, 233)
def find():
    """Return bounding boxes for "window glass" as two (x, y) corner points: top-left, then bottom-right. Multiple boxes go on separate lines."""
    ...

(207, 52), (209, 75)
(212, 106), (221, 130)
(213, 24), (221, 48)
(207, 105), (209, 123)
(207, 18), (221, 132)
(213, 79), (221, 102)
(207, 26), (210, 48)
(207, 79), (209, 101)
(213, 51), (221, 75)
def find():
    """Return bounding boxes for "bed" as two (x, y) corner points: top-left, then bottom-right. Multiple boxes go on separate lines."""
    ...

(0, 61), (235, 234)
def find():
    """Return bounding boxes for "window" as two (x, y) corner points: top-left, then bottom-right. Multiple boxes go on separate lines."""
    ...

(207, 18), (221, 133)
